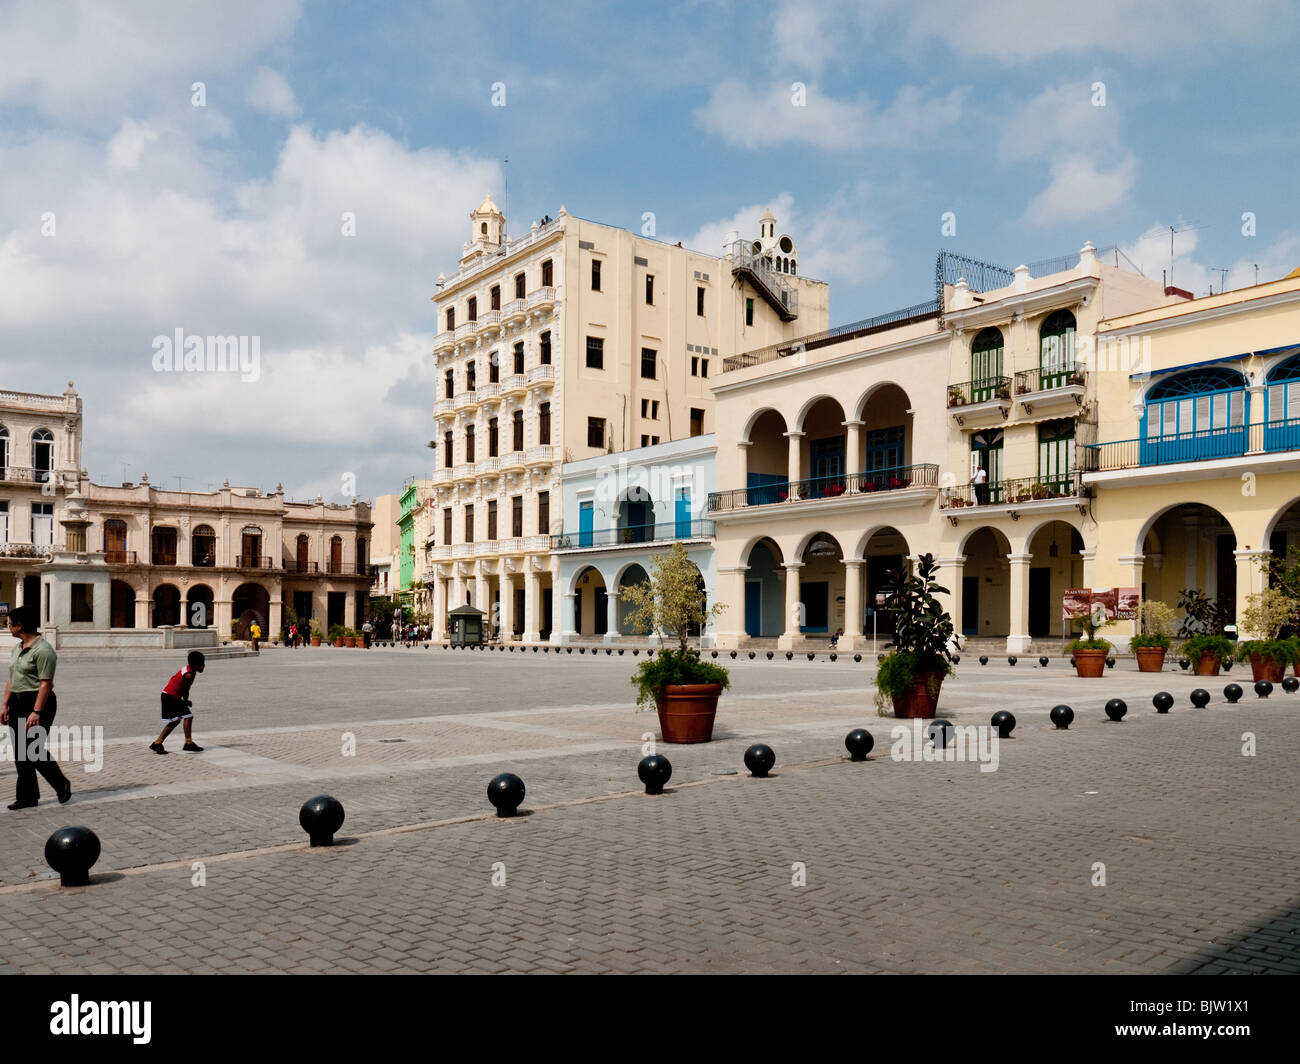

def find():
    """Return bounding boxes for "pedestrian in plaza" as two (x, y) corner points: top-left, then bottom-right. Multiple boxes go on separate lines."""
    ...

(289, 622), (298, 648)
(2, 605), (72, 810)
(250, 619), (261, 653)
(151, 651), (206, 754)
(971, 464), (989, 506)
(361, 619), (373, 648)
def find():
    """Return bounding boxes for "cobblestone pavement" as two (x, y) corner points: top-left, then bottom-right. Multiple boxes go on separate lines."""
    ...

(0, 650), (1296, 974)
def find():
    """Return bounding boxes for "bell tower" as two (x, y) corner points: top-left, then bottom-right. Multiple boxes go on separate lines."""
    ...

(459, 192), (505, 267)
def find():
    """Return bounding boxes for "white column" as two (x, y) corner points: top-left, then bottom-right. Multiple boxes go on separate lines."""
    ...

(1006, 552), (1032, 654)
(604, 590), (619, 644)
(523, 567), (541, 643)
(1234, 548), (1271, 637)
(736, 441), (751, 499)
(561, 592), (578, 644)
(1182, 514), (1200, 592)
(1080, 548), (1098, 589)
(549, 556), (563, 643)
(842, 558), (864, 650)
(432, 574), (447, 641)
(777, 561), (803, 651)
(498, 567), (513, 640)
(784, 431), (804, 495)
(843, 420), (864, 478)
(936, 555), (965, 647)
(715, 565), (748, 648)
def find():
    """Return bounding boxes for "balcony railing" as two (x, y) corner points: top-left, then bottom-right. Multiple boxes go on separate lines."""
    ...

(429, 545), (452, 561)
(525, 445), (555, 464)
(324, 562), (366, 575)
(476, 309), (500, 330)
(1081, 419), (1300, 471)
(103, 550), (138, 565)
(502, 298), (528, 320)
(552, 519), (715, 550)
(0, 466), (54, 483)
(501, 450), (525, 470)
(527, 364), (555, 385)
(452, 544), (474, 558)
(236, 555), (276, 569)
(940, 472), (1083, 509)
(1014, 363), (1085, 395)
(151, 551), (178, 566)
(454, 323), (474, 341)
(707, 464), (939, 513)
(477, 381), (500, 401)
(434, 330), (454, 349)
(529, 286), (556, 308)
(434, 398), (454, 415)
(0, 542), (56, 558)
(289, 560), (320, 573)
(947, 377), (1011, 406)
(502, 374), (526, 393)
(454, 390), (477, 409)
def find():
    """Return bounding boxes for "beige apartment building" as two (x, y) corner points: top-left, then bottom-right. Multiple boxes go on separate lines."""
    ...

(709, 243), (1184, 653)
(1, 383), (373, 642)
(426, 195), (828, 640)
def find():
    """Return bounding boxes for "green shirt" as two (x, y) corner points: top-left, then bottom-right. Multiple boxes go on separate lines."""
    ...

(8, 637), (56, 693)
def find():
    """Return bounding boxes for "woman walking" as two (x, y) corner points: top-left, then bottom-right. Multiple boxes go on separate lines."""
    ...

(2, 605), (71, 810)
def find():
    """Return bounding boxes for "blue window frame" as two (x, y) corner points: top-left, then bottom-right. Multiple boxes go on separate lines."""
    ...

(1265, 352), (1300, 452)
(865, 425), (905, 472)
(675, 488), (691, 538)
(746, 471), (786, 506)
(1140, 368), (1247, 465)
(579, 501), (594, 548)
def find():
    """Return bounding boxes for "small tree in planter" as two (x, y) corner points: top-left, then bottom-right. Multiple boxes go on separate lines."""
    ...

(1177, 588), (1232, 674)
(1181, 633), (1234, 676)
(1065, 605), (1114, 677)
(1235, 587), (1298, 682)
(1131, 600), (1177, 672)
(623, 542), (729, 743)
(874, 554), (954, 718)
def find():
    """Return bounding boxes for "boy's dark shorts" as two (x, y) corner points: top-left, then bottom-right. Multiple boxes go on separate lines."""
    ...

(161, 693), (193, 723)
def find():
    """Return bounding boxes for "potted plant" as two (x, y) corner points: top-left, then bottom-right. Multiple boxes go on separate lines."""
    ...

(343, 627), (357, 648)
(1065, 606), (1113, 677)
(1176, 588), (1232, 674)
(1264, 546), (1300, 676)
(873, 554), (954, 718)
(624, 542), (729, 743)
(1131, 600), (1176, 672)
(329, 624), (346, 648)
(1182, 634), (1234, 676)
(947, 386), (965, 408)
(1235, 587), (1297, 683)
(309, 619), (322, 647)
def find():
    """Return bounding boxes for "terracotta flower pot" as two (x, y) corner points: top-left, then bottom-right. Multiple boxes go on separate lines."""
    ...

(891, 671), (945, 718)
(655, 683), (722, 744)
(1192, 653), (1221, 677)
(344, 637), (357, 648)
(1134, 647), (1167, 673)
(1072, 648), (1107, 677)
(332, 638), (344, 648)
(1249, 653), (1285, 683)
(310, 637), (321, 647)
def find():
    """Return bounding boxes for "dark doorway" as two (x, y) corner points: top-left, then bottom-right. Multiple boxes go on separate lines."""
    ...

(110, 581), (135, 628)
(745, 581), (761, 636)
(293, 590), (313, 625)
(1029, 567), (1051, 636)
(962, 576), (978, 635)
(1216, 534), (1237, 621)
(800, 581), (829, 632)
(541, 588), (553, 638)
(328, 592), (346, 631)
(514, 588), (525, 635)
(594, 587), (608, 634)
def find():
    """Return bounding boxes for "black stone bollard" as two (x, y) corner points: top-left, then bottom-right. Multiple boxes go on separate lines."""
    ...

(1104, 698), (1127, 721)
(1008, 656), (1017, 666)
(637, 755), (672, 795)
(606, 648), (612, 655)
(710, 651), (716, 658)
(730, 651), (737, 659)
(647, 650), (654, 657)
(1039, 656), (1049, 667)
(1178, 658), (1190, 670)
(1189, 689), (1210, 709)
(619, 649), (624, 655)
(952, 654), (961, 665)
(487, 773), (525, 817)
(633, 650), (638, 656)
(928, 720), (954, 748)
(1255, 681), (1273, 699)
(844, 729), (874, 761)
(579, 647), (586, 654)
(991, 710), (1016, 738)
(767, 651), (774, 660)
(1050, 704), (1074, 730)
(1224, 683), (1243, 703)
(854, 654), (862, 663)
(748, 651), (755, 659)
(1223, 660), (1234, 672)
(744, 743), (776, 777)
(1283, 676), (1299, 694)
(44, 826), (101, 887)
(566, 647), (573, 654)
(1106, 657), (1116, 669)
(1153, 691), (1174, 713)
(299, 795), (345, 847)
(806, 652), (815, 661)
(786, 651), (794, 660)
(979, 655), (988, 665)
(830, 653), (837, 662)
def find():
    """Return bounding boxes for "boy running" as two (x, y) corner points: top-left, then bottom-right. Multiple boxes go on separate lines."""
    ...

(151, 651), (205, 754)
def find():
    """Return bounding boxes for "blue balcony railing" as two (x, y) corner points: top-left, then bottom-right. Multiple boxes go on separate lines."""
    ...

(551, 519), (715, 550)
(708, 463), (939, 513)
(1082, 419), (1300, 471)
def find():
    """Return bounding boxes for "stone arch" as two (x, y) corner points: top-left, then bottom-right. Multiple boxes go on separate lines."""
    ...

(152, 583), (182, 627)
(110, 579), (137, 628)
(186, 583), (215, 629)
(232, 582), (271, 638)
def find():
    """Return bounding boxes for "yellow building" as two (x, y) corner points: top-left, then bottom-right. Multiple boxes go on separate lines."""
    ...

(427, 196), (828, 641)
(1085, 273), (1300, 645)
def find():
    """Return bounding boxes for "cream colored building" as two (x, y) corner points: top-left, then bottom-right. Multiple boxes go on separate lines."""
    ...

(427, 196), (828, 641)
(1084, 271), (1300, 644)
(368, 492), (400, 597)
(709, 243), (1187, 653)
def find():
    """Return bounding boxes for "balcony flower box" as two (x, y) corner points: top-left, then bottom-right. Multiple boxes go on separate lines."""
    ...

(777, 491), (788, 502)
(825, 483), (845, 498)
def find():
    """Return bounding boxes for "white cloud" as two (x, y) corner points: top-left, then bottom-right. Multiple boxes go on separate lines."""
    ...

(1117, 226), (1300, 296)
(245, 67), (299, 118)
(106, 120), (160, 173)
(1023, 153), (1138, 228)
(695, 79), (966, 151)
(0, 0), (301, 122)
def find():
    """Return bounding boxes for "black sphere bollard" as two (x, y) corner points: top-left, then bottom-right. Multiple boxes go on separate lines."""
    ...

(566, 647), (573, 654)
(1106, 657), (1116, 669)
(1104, 698), (1127, 721)
(830, 653), (837, 662)
(952, 654), (961, 665)
(1223, 660), (1233, 672)
(807, 652), (815, 661)
(744, 743), (776, 777)
(1189, 689), (1210, 709)
(299, 795), (345, 847)
(579, 647), (585, 654)
(1039, 656), (1049, 667)
(1224, 683), (1243, 703)
(928, 720), (954, 748)
(44, 826), (101, 887)
(1283, 676), (1299, 694)
(606, 648), (612, 655)
(487, 773), (525, 817)
(619, 649), (625, 655)
(767, 651), (774, 660)
(844, 729), (874, 761)
(637, 755), (672, 795)
(632, 649), (638, 656)
(748, 651), (756, 659)
(1008, 656), (1017, 666)
(979, 655), (988, 665)
(1178, 658), (1190, 670)
(1153, 691), (1174, 713)
(854, 654), (862, 663)
(991, 710), (1016, 738)
(730, 651), (737, 659)
(786, 651), (793, 660)
(1050, 704), (1074, 730)
(709, 651), (716, 658)
(1255, 680), (1273, 699)
(647, 650), (654, 657)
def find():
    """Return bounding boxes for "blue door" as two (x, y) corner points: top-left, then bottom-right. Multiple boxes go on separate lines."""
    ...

(744, 581), (761, 636)
(675, 489), (691, 538)
(579, 501), (593, 547)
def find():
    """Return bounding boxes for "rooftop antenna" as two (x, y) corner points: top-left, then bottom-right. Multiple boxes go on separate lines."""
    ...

(1254, 263), (1260, 286)
(502, 156), (509, 251)
(1155, 221), (1207, 288)
(1210, 267), (1229, 294)
(173, 475), (188, 492)
(119, 460), (131, 482)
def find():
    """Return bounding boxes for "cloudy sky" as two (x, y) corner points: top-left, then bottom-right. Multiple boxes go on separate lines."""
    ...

(2, 0), (1298, 501)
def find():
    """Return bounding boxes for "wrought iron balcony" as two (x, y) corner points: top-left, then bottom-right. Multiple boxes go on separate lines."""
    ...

(288, 560), (320, 573)
(551, 519), (715, 551)
(947, 377), (1012, 406)
(236, 555), (277, 569)
(1014, 363), (1085, 395)
(1080, 419), (1300, 471)
(0, 466), (54, 483)
(940, 472), (1083, 509)
(707, 464), (939, 513)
